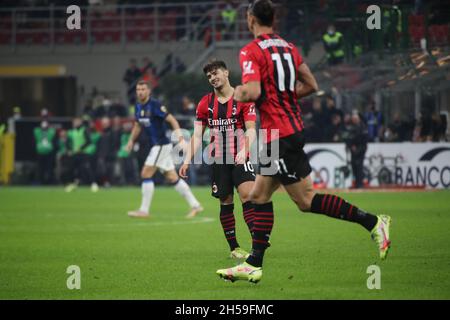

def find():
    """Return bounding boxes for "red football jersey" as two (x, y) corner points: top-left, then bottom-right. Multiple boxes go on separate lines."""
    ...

(196, 93), (256, 162)
(239, 33), (304, 142)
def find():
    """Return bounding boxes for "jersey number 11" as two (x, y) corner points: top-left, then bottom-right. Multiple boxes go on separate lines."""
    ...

(271, 53), (295, 92)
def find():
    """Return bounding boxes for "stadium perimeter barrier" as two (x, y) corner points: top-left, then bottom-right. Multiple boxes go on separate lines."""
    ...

(305, 142), (450, 189)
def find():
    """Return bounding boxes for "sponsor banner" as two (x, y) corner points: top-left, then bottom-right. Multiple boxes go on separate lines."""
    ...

(304, 143), (450, 189)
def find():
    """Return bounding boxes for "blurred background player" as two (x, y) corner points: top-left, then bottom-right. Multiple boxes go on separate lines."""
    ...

(96, 116), (116, 187)
(322, 24), (344, 66)
(179, 60), (257, 260)
(117, 121), (138, 185)
(345, 112), (369, 189)
(216, 0), (392, 284)
(33, 119), (56, 185)
(65, 117), (99, 193)
(126, 80), (203, 218)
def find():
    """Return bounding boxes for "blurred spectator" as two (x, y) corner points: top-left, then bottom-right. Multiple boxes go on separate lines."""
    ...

(323, 95), (343, 140)
(123, 59), (142, 105)
(180, 96), (196, 116)
(432, 113), (447, 142)
(345, 112), (368, 189)
(56, 129), (72, 185)
(13, 106), (22, 120)
(385, 112), (403, 142)
(97, 117), (116, 187)
(89, 87), (108, 119)
(117, 121), (138, 185)
(141, 57), (159, 90)
(33, 120), (56, 184)
(85, 119), (101, 183)
(109, 99), (128, 118)
(142, 57), (157, 76)
(364, 104), (384, 142)
(65, 117), (98, 192)
(322, 24), (344, 65)
(439, 113), (448, 141)
(325, 95), (343, 119)
(158, 53), (186, 78)
(112, 115), (123, 148)
(309, 97), (327, 142)
(382, 2), (402, 50)
(40, 108), (53, 119)
(419, 112), (433, 141)
(221, 0), (237, 40)
(329, 113), (344, 142)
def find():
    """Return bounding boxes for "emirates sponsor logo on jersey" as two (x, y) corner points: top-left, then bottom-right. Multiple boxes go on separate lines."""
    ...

(208, 118), (238, 132)
(258, 38), (292, 50)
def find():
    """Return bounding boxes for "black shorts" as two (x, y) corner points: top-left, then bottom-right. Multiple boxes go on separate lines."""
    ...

(211, 162), (256, 199)
(258, 131), (312, 185)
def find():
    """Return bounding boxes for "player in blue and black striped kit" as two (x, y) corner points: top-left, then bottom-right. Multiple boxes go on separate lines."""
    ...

(126, 80), (203, 218)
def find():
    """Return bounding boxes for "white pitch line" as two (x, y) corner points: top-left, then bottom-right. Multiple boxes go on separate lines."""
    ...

(105, 217), (215, 228)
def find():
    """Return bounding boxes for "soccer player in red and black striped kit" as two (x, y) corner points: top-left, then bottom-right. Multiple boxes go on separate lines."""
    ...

(216, 0), (392, 283)
(179, 60), (257, 259)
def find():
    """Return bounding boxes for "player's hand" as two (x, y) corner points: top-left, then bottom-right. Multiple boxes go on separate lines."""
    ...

(125, 140), (134, 153)
(179, 163), (190, 179)
(235, 149), (247, 165)
(234, 85), (246, 102)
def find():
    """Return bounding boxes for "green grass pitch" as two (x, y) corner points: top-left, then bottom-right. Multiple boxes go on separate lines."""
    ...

(0, 186), (449, 299)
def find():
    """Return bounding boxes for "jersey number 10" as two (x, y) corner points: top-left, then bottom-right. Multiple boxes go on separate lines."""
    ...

(271, 53), (295, 92)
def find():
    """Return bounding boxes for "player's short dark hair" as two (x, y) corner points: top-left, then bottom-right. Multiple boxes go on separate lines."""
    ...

(136, 80), (150, 88)
(202, 60), (228, 75)
(248, 0), (275, 27)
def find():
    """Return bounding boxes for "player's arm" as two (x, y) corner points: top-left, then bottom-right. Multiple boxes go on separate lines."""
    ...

(125, 121), (141, 152)
(235, 48), (262, 102)
(165, 114), (185, 144)
(179, 121), (205, 178)
(234, 82), (261, 103)
(296, 63), (319, 98)
(236, 120), (256, 164)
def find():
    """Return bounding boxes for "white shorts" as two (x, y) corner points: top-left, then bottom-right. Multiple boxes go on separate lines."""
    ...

(144, 144), (175, 172)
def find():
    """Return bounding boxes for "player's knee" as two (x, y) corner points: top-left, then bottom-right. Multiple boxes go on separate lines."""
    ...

(164, 171), (179, 184)
(141, 167), (153, 179)
(220, 194), (233, 205)
(239, 192), (251, 203)
(296, 200), (311, 212)
(289, 194), (312, 212)
(298, 195), (314, 212)
(249, 190), (270, 204)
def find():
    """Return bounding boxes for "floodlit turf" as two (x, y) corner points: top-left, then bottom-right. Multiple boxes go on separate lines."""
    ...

(0, 186), (449, 300)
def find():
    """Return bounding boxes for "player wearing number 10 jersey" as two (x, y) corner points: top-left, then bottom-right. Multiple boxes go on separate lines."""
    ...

(216, 0), (392, 284)
(179, 60), (257, 260)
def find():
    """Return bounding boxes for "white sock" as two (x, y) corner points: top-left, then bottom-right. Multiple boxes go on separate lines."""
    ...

(139, 179), (154, 213)
(174, 179), (200, 209)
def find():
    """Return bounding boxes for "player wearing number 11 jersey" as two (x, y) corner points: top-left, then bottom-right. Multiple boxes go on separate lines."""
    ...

(179, 60), (257, 260)
(216, 0), (392, 284)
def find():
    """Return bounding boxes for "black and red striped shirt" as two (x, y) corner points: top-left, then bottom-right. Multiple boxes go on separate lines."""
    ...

(239, 33), (304, 142)
(196, 93), (256, 163)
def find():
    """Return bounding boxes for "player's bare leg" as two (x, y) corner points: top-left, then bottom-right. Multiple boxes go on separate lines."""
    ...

(237, 181), (256, 236)
(284, 175), (391, 259)
(128, 165), (157, 218)
(164, 170), (203, 218)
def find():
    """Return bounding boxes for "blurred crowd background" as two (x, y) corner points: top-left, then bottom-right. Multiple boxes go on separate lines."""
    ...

(0, 0), (449, 186)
